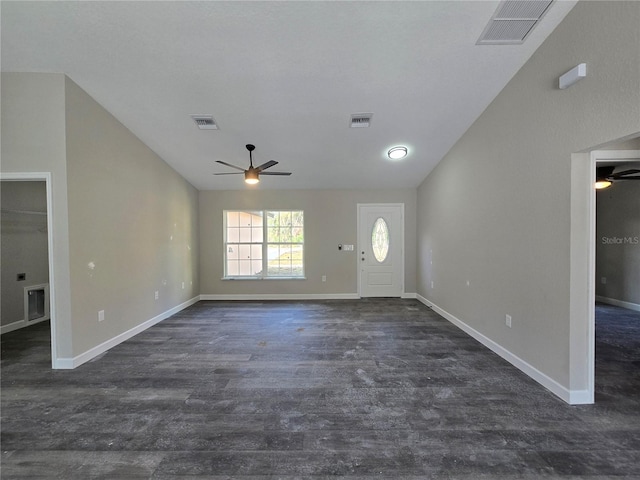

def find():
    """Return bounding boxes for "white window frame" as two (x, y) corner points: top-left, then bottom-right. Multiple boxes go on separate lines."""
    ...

(223, 210), (305, 279)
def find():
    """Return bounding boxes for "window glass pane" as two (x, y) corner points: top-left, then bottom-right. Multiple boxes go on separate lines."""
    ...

(238, 244), (251, 260)
(292, 211), (304, 227)
(252, 226), (263, 243)
(267, 245), (280, 275)
(251, 260), (263, 275)
(227, 227), (239, 243)
(238, 260), (252, 276)
(227, 261), (239, 276)
(279, 227), (291, 243)
(280, 211), (292, 227)
(292, 246), (304, 276)
(239, 227), (252, 243)
(372, 217), (390, 263)
(251, 244), (262, 259)
(227, 211), (240, 227)
(268, 211), (280, 227)
(227, 244), (239, 260)
(268, 227), (279, 243)
(250, 211), (263, 226)
(238, 211), (253, 227)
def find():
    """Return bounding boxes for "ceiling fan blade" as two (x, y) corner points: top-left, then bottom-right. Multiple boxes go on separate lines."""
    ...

(256, 160), (278, 172)
(260, 171), (292, 176)
(597, 166), (615, 178)
(213, 172), (244, 175)
(611, 169), (640, 179)
(216, 160), (246, 171)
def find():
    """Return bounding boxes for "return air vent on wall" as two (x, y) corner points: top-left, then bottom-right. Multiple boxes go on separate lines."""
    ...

(190, 114), (218, 130)
(350, 113), (373, 128)
(477, 0), (553, 45)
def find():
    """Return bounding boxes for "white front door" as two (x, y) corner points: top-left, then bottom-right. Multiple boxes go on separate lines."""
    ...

(358, 204), (404, 297)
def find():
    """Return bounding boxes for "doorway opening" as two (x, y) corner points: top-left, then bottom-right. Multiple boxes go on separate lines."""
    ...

(570, 141), (639, 404)
(594, 150), (640, 403)
(0, 173), (57, 367)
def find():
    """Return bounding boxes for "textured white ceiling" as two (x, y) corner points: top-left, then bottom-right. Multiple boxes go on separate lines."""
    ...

(1, 1), (577, 190)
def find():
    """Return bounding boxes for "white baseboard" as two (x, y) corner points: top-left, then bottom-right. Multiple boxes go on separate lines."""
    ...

(200, 293), (360, 301)
(53, 296), (200, 369)
(1, 317), (49, 335)
(415, 294), (585, 405)
(595, 295), (640, 313)
(401, 292), (417, 299)
(1, 320), (26, 335)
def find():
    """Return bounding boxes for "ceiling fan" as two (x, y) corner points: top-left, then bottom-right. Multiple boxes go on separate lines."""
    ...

(214, 144), (291, 185)
(595, 165), (640, 189)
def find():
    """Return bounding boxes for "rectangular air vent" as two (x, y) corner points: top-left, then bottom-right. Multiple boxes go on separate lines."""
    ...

(190, 114), (218, 130)
(350, 113), (373, 128)
(477, 0), (553, 45)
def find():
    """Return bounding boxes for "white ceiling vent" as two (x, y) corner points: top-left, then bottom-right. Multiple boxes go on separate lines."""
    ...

(190, 115), (218, 130)
(477, 0), (553, 45)
(350, 113), (373, 128)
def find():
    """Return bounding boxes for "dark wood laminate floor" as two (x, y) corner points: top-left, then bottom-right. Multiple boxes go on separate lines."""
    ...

(1, 299), (639, 479)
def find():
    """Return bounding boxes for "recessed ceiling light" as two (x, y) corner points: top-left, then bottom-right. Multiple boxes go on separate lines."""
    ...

(388, 146), (408, 160)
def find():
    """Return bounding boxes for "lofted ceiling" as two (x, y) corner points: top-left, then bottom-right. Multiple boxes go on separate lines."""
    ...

(1, 1), (577, 190)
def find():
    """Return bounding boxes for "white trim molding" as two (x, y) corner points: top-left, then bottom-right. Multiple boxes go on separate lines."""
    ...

(200, 293), (360, 301)
(596, 295), (640, 313)
(1, 320), (34, 335)
(55, 296), (200, 369)
(416, 294), (586, 405)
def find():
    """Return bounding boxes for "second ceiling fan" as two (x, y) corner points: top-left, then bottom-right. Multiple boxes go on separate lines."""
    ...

(215, 144), (291, 185)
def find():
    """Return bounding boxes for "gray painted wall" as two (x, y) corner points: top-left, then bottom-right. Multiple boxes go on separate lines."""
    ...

(596, 180), (640, 306)
(1, 181), (49, 326)
(200, 189), (416, 296)
(1, 73), (200, 361)
(64, 77), (200, 356)
(416, 1), (640, 392)
(1, 73), (74, 357)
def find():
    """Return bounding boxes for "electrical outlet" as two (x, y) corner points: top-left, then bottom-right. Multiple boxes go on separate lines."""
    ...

(506, 314), (512, 328)
(182, 282), (185, 289)
(155, 291), (159, 300)
(466, 280), (470, 286)
(322, 275), (326, 282)
(431, 281), (434, 289)
(98, 310), (105, 322)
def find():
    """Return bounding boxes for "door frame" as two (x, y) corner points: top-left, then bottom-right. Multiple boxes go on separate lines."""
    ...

(357, 203), (405, 297)
(569, 148), (640, 404)
(0, 172), (58, 367)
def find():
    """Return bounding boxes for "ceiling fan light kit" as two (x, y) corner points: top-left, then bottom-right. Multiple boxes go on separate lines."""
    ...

(244, 169), (260, 185)
(594, 180), (612, 190)
(595, 165), (640, 189)
(388, 146), (408, 160)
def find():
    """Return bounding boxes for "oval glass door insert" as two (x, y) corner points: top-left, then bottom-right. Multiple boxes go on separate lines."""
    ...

(371, 217), (390, 263)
